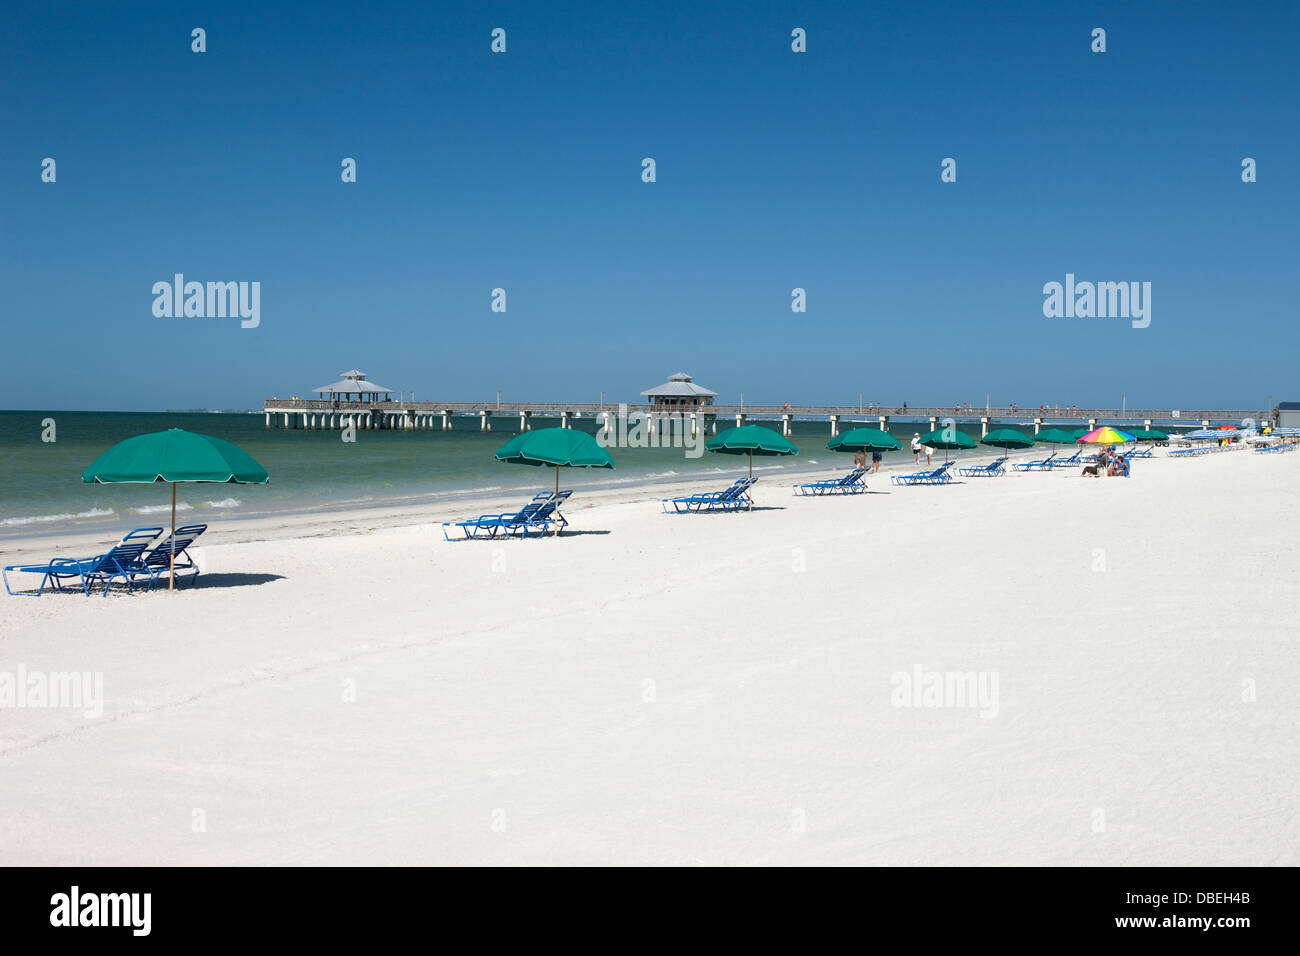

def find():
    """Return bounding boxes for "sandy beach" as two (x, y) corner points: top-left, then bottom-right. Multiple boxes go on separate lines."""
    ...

(1, 447), (1296, 866)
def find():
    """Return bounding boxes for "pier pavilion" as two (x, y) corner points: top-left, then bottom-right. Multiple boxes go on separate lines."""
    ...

(640, 372), (718, 408)
(313, 369), (395, 403)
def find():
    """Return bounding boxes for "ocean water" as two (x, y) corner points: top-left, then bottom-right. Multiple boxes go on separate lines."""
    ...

(0, 410), (994, 537)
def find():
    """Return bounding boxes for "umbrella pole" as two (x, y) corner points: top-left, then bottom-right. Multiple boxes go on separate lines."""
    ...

(169, 482), (176, 592)
(554, 465), (560, 536)
(749, 451), (753, 510)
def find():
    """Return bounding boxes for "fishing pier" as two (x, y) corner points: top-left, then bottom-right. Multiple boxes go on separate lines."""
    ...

(262, 398), (1274, 436)
(266, 368), (1272, 436)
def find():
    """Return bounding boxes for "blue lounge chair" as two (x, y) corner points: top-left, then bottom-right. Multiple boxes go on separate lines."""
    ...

(502, 490), (572, 537)
(891, 461), (955, 486)
(1012, 453), (1058, 472)
(445, 501), (544, 540)
(1049, 450), (1083, 468)
(1167, 448), (1197, 458)
(662, 477), (755, 513)
(443, 491), (572, 541)
(663, 477), (756, 513)
(131, 524), (209, 589)
(3, 527), (163, 597)
(1127, 446), (1154, 459)
(957, 456), (1007, 478)
(794, 467), (866, 496)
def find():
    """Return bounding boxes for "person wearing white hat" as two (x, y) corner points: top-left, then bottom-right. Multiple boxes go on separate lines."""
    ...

(911, 433), (922, 463)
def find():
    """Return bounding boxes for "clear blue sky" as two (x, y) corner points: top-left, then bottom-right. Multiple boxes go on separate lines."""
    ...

(2, 1), (1296, 411)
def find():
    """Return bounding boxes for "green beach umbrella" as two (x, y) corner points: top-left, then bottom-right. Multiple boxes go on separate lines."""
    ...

(917, 427), (976, 461)
(827, 428), (900, 453)
(979, 428), (1034, 468)
(1033, 427), (1078, 445)
(494, 427), (614, 533)
(705, 424), (798, 509)
(1129, 428), (1168, 442)
(82, 428), (270, 591)
(1067, 427), (1091, 442)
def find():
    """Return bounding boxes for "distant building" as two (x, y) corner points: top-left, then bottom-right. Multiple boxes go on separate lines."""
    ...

(1278, 401), (1300, 428)
(640, 372), (718, 408)
(313, 369), (395, 402)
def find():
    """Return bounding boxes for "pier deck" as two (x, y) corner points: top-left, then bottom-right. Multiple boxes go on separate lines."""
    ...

(263, 399), (1273, 436)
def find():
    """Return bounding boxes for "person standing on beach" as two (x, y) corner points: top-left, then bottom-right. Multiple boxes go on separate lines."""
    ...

(924, 444), (934, 465)
(911, 433), (922, 462)
(853, 449), (867, 471)
(871, 450), (882, 473)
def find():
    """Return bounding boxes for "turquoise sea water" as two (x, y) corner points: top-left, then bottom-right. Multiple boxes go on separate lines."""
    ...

(0, 410), (1006, 537)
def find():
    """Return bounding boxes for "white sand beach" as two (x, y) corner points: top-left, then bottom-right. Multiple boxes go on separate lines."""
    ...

(1, 448), (1297, 866)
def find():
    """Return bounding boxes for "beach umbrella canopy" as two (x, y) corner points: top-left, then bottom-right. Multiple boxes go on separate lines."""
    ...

(706, 425), (797, 506)
(1129, 428), (1168, 442)
(1182, 428), (1219, 439)
(496, 425), (613, 494)
(495, 427), (614, 470)
(917, 427), (976, 462)
(82, 428), (269, 484)
(1077, 426), (1135, 445)
(707, 424), (799, 459)
(1033, 427), (1077, 444)
(82, 428), (269, 590)
(1067, 427), (1091, 441)
(918, 428), (976, 449)
(826, 428), (900, 453)
(980, 428), (1034, 451)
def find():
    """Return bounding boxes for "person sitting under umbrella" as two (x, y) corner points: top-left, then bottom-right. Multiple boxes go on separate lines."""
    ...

(1081, 446), (1110, 477)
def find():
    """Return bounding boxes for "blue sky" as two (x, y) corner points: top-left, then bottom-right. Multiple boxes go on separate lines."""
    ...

(2, 1), (1296, 411)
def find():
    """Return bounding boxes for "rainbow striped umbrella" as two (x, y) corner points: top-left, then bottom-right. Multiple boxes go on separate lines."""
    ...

(1077, 426), (1135, 445)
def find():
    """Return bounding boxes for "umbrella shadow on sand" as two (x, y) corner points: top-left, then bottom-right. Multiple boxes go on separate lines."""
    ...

(186, 572), (286, 589)
(11, 572), (285, 598)
(522, 529), (612, 538)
